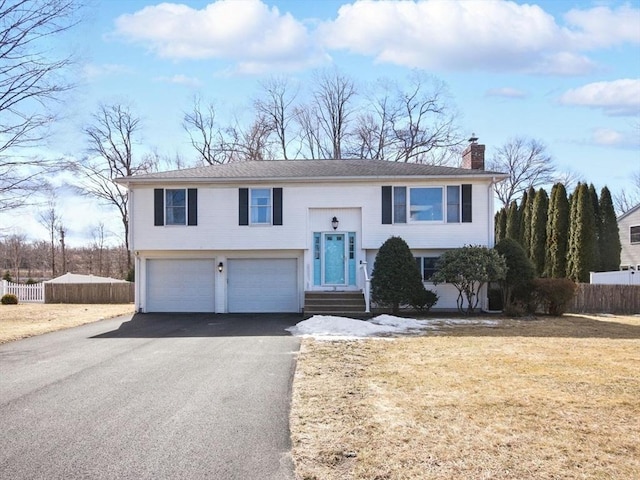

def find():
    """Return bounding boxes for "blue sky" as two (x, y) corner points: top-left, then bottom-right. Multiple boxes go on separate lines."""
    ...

(3, 0), (640, 246)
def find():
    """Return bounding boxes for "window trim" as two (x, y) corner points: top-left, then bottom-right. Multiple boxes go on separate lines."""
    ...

(239, 187), (283, 226)
(250, 188), (272, 225)
(165, 188), (187, 226)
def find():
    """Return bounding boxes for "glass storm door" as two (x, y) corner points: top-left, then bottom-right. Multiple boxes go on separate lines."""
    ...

(323, 233), (346, 285)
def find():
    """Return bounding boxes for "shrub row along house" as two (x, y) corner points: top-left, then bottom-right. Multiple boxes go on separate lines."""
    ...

(116, 139), (507, 313)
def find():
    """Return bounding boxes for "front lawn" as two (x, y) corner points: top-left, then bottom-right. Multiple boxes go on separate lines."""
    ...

(0, 303), (135, 343)
(290, 314), (640, 479)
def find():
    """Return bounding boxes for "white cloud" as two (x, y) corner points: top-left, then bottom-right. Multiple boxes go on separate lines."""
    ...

(155, 74), (203, 88)
(592, 128), (624, 146)
(318, 0), (639, 75)
(564, 4), (640, 49)
(110, 0), (639, 77)
(559, 79), (640, 116)
(485, 87), (528, 99)
(82, 63), (132, 80)
(591, 128), (640, 148)
(113, 0), (325, 73)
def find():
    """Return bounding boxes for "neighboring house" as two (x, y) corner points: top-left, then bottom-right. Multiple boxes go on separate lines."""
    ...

(45, 273), (128, 283)
(618, 203), (640, 271)
(116, 140), (507, 313)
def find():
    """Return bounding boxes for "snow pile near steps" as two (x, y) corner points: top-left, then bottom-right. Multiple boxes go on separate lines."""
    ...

(286, 314), (500, 340)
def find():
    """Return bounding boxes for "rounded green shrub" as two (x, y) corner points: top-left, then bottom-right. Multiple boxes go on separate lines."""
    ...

(372, 236), (428, 315)
(1, 293), (19, 305)
(410, 288), (439, 312)
(532, 278), (577, 316)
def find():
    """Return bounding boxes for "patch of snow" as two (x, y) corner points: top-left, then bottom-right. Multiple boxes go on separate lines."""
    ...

(286, 314), (502, 339)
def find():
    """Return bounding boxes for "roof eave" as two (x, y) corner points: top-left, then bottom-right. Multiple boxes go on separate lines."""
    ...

(115, 172), (509, 186)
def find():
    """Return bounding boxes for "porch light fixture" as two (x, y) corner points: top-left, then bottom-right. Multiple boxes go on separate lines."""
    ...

(331, 216), (339, 230)
(218, 262), (224, 273)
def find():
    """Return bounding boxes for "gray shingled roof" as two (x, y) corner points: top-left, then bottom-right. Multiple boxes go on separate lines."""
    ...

(116, 159), (507, 184)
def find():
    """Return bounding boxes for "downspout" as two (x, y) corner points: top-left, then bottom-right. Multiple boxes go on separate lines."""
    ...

(483, 177), (498, 312)
(488, 177), (497, 247)
(128, 187), (140, 313)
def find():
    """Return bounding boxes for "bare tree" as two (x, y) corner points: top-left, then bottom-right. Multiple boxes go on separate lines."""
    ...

(90, 222), (106, 276)
(488, 137), (556, 207)
(311, 69), (357, 159)
(75, 102), (153, 271)
(182, 95), (230, 165)
(345, 73), (463, 164)
(254, 76), (299, 159)
(0, 0), (80, 211)
(294, 103), (325, 159)
(4, 233), (27, 282)
(387, 73), (463, 164)
(222, 114), (275, 162)
(614, 169), (640, 215)
(554, 168), (584, 194)
(38, 193), (62, 276)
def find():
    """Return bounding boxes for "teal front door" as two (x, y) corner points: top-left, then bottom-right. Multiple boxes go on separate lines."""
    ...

(323, 233), (346, 285)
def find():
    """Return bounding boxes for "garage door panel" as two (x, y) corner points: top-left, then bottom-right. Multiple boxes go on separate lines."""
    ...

(228, 258), (298, 313)
(147, 259), (215, 312)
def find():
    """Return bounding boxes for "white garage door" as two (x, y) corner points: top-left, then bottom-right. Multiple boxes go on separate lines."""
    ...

(228, 258), (298, 313)
(147, 259), (215, 312)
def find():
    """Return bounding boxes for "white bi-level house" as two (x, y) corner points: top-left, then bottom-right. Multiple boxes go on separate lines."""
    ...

(116, 141), (506, 313)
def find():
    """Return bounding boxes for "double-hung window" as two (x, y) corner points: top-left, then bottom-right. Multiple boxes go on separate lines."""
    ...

(446, 186), (460, 223)
(382, 185), (472, 224)
(165, 189), (186, 225)
(250, 188), (272, 225)
(415, 256), (439, 282)
(630, 226), (640, 244)
(154, 188), (197, 226)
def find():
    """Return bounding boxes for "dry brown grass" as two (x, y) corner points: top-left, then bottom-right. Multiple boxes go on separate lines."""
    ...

(0, 303), (134, 344)
(291, 314), (640, 479)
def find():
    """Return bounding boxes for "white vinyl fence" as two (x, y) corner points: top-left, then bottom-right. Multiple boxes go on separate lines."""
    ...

(1, 280), (45, 303)
(590, 270), (640, 285)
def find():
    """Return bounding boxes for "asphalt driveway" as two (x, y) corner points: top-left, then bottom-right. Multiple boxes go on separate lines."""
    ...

(0, 313), (302, 480)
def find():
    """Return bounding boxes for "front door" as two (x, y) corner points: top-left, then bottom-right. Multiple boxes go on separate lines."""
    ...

(323, 233), (346, 285)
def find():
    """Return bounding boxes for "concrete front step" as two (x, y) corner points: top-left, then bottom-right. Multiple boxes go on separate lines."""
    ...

(304, 291), (367, 316)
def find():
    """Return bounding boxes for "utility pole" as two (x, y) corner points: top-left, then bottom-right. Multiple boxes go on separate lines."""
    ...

(59, 226), (66, 274)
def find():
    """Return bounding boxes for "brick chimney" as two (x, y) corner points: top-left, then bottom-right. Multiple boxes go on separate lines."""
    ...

(462, 135), (485, 170)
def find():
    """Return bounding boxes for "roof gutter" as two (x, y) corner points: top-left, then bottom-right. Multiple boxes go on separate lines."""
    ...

(114, 172), (510, 187)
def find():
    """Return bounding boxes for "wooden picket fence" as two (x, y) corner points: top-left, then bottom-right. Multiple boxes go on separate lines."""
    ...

(44, 283), (134, 304)
(568, 284), (640, 314)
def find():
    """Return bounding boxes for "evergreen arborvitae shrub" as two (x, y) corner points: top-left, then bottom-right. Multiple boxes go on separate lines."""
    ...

(530, 188), (549, 276)
(598, 186), (621, 271)
(567, 183), (597, 282)
(505, 201), (520, 242)
(532, 278), (577, 316)
(588, 183), (602, 271)
(495, 208), (507, 243)
(494, 238), (535, 314)
(1, 294), (18, 305)
(545, 183), (569, 278)
(371, 236), (430, 315)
